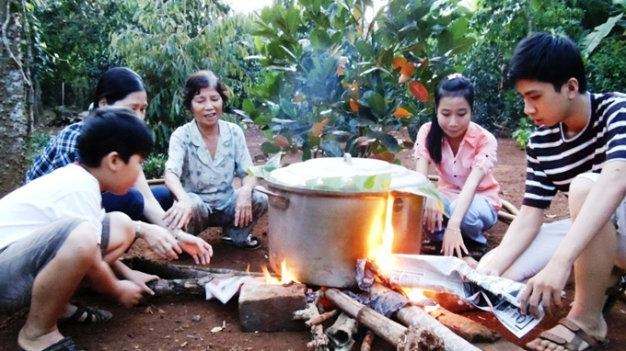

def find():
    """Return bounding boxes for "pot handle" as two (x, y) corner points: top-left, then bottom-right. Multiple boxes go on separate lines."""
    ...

(254, 185), (290, 210)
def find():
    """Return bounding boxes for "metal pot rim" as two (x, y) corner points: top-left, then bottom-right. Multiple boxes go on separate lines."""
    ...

(266, 180), (390, 197)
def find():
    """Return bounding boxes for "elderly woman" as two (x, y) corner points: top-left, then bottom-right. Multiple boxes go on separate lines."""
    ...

(163, 70), (268, 249)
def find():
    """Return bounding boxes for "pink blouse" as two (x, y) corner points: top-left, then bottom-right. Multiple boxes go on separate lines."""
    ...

(413, 122), (502, 211)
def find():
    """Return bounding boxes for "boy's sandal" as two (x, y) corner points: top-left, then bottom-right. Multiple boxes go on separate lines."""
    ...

(18, 337), (81, 351)
(525, 318), (609, 351)
(603, 269), (626, 314)
(222, 235), (261, 250)
(59, 303), (112, 324)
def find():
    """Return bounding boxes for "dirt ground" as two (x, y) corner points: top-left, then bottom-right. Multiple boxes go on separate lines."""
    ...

(1, 126), (625, 350)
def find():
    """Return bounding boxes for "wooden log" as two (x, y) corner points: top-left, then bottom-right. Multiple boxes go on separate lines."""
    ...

(325, 312), (358, 350)
(428, 307), (500, 343)
(324, 288), (408, 347)
(360, 330), (374, 351)
(293, 302), (330, 351)
(370, 283), (479, 351)
(396, 306), (479, 351)
(146, 277), (213, 296)
(123, 257), (274, 279)
(306, 309), (337, 326)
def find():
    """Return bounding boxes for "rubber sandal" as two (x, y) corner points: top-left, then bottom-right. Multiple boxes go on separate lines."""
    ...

(222, 235), (261, 250)
(18, 337), (81, 351)
(59, 303), (112, 324)
(525, 318), (609, 351)
(603, 269), (626, 314)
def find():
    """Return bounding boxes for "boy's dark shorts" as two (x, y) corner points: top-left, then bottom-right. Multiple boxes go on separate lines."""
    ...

(0, 215), (111, 314)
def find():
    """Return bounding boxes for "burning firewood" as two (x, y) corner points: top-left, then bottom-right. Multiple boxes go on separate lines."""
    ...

(146, 277), (213, 296)
(293, 302), (330, 350)
(325, 312), (358, 350)
(427, 307), (499, 343)
(369, 284), (481, 351)
(123, 257), (273, 279)
(360, 330), (374, 351)
(324, 288), (448, 350)
(305, 309), (337, 326)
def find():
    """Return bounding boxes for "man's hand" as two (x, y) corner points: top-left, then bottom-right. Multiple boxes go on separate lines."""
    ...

(114, 280), (145, 308)
(176, 231), (213, 265)
(140, 223), (182, 260)
(519, 261), (570, 317)
(441, 225), (469, 258)
(423, 198), (443, 233)
(123, 268), (159, 296)
(163, 200), (193, 230)
(234, 189), (253, 228)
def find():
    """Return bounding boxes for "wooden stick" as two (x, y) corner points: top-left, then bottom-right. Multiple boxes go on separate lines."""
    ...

(146, 277), (213, 296)
(123, 257), (274, 279)
(294, 302), (330, 351)
(428, 307), (500, 343)
(396, 306), (479, 351)
(325, 312), (358, 350)
(324, 288), (407, 347)
(497, 211), (516, 223)
(501, 199), (520, 215)
(306, 309), (337, 326)
(370, 284), (479, 351)
(360, 330), (374, 351)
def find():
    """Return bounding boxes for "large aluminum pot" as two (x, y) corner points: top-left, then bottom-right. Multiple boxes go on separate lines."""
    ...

(259, 157), (426, 288)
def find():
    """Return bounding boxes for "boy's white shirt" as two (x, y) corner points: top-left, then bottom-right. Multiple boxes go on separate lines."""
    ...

(0, 163), (104, 250)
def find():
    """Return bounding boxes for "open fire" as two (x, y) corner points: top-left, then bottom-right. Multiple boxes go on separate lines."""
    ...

(262, 259), (299, 285)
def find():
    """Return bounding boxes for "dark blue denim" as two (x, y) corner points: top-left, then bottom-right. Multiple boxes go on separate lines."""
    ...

(101, 185), (174, 220)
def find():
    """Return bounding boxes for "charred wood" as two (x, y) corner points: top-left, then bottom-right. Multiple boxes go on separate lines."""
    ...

(325, 312), (358, 350)
(360, 330), (374, 351)
(428, 307), (500, 343)
(293, 302), (330, 351)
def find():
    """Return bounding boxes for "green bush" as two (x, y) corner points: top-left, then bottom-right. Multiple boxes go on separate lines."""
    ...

(110, 0), (258, 152)
(30, 0), (129, 109)
(26, 131), (52, 165)
(587, 37), (626, 93)
(247, 0), (474, 161)
(142, 153), (167, 180)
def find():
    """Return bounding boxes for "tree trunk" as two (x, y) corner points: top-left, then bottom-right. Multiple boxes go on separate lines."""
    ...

(0, 0), (31, 196)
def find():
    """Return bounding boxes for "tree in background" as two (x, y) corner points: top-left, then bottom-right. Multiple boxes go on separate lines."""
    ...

(0, 0), (32, 195)
(30, 0), (129, 110)
(111, 0), (259, 152)
(246, 0), (474, 161)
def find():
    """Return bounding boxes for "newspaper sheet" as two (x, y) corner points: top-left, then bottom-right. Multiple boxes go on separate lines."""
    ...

(383, 254), (544, 338)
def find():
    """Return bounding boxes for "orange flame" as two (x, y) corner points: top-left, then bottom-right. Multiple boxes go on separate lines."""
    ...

(367, 195), (396, 275)
(402, 287), (427, 304)
(261, 260), (299, 285)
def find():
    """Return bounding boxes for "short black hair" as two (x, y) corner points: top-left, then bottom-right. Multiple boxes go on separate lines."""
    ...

(78, 107), (154, 167)
(426, 74), (475, 164)
(93, 67), (145, 107)
(182, 70), (229, 110)
(507, 32), (587, 92)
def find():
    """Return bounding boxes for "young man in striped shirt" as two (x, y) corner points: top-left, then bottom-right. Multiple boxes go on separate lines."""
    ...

(477, 32), (626, 350)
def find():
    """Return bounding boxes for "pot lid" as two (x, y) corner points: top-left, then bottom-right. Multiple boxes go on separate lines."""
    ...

(268, 154), (427, 192)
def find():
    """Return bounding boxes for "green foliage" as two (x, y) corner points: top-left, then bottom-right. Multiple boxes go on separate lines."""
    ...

(28, 0), (128, 108)
(587, 37), (626, 92)
(512, 117), (533, 150)
(142, 153), (167, 179)
(247, 0), (474, 161)
(111, 0), (258, 152)
(26, 131), (52, 165)
(462, 0), (584, 136)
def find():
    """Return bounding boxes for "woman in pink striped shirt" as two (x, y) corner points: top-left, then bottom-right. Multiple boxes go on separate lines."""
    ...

(414, 74), (502, 258)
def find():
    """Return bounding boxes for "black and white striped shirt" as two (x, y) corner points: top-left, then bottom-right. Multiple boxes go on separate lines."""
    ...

(523, 92), (626, 209)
